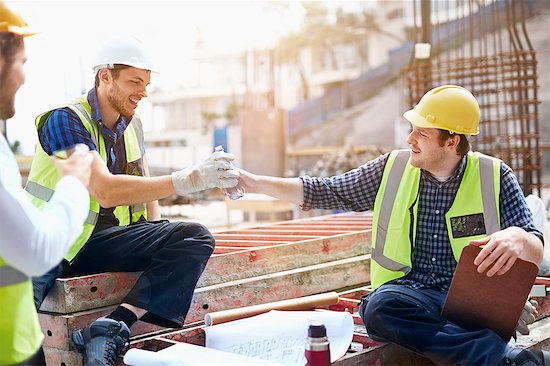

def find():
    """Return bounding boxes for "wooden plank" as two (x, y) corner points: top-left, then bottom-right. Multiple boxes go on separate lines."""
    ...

(39, 306), (163, 350)
(214, 240), (289, 246)
(214, 234), (317, 241)
(333, 344), (434, 366)
(213, 246), (259, 254)
(43, 347), (83, 366)
(41, 255), (371, 351)
(222, 229), (350, 235)
(40, 231), (371, 314)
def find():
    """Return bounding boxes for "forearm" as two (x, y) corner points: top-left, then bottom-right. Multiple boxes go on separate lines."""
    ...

(90, 174), (175, 208)
(516, 227), (544, 266)
(244, 174), (304, 205)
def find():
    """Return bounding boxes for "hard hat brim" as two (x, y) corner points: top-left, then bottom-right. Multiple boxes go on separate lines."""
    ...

(403, 108), (479, 135)
(403, 109), (434, 129)
(93, 62), (157, 74)
(0, 24), (37, 37)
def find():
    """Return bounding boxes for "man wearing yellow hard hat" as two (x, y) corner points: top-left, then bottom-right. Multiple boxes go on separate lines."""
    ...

(0, 2), (93, 365)
(235, 85), (548, 365)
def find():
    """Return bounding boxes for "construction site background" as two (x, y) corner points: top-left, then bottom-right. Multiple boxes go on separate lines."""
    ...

(10, 0), (550, 230)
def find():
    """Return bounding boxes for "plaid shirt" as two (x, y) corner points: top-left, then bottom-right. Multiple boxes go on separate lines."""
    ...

(38, 88), (145, 226)
(301, 152), (543, 290)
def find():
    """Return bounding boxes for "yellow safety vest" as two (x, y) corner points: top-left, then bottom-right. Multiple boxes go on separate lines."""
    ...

(25, 95), (147, 262)
(370, 150), (501, 289)
(0, 258), (44, 365)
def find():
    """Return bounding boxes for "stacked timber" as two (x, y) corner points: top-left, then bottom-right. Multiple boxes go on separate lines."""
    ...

(38, 212), (374, 365)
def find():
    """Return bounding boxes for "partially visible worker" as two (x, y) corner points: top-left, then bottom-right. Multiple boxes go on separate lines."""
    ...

(0, 2), (93, 365)
(28, 35), (239, 366)
(236, 85), (549, 365)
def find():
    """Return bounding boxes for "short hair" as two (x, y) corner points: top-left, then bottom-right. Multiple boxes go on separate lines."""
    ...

(94, 64), (131, 88)
(437, 129), (471, 157)
(0, 32), (23, 65)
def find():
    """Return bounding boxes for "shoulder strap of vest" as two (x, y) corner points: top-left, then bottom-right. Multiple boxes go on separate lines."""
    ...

(474, 152), (501, 235)
(66, 97), (99, 148)
(373, 149), (413, 272)
(130, 115), (144, 144)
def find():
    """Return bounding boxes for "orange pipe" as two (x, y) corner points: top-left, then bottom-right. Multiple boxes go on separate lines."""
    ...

(204, 292), (340, 326)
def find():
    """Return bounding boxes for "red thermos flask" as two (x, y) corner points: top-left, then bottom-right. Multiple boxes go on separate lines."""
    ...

(304, 321), (331, 366)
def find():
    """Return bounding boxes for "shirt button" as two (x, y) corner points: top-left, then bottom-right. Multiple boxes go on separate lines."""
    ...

(433, 234), (438, 239)
(430, 273), (435, 277)
(432, 257), (436, 262)
(435, 210), (440, 214)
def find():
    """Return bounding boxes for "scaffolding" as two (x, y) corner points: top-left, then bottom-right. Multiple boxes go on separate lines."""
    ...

(405, 0), (542, 196)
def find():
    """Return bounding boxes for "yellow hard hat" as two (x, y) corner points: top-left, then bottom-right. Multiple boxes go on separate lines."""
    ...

(403, 85), (480, 135)
(0, 1), (36, 36)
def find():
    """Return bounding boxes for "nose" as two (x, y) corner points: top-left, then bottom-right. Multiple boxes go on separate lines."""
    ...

(139, 86), (148, 98)
(406, 130), (416, 145)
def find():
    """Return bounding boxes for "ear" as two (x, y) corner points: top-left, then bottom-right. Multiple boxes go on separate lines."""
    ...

(447, 134), (461, 149)
(98, 69), (111, 85)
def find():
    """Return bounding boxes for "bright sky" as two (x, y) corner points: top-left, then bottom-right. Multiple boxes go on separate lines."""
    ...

(7, 0), (306, 154)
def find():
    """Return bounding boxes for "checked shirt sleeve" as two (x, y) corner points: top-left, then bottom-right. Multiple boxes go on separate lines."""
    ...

(300, 153), (389, 212)
(499, 163), (544, 245)
(39, 108), (97, 155)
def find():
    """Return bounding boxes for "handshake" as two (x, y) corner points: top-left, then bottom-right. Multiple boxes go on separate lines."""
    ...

(171, 150), (240, 195)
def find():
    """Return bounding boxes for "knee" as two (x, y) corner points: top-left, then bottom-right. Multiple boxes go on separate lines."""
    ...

(176, 222), (215, 255)
(361, 293), (395, 333)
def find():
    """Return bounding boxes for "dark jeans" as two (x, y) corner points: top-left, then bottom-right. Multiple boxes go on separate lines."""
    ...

(359, 283), (508, 365)
(13, 347), (45, 366)
(33, 220), (215, 328)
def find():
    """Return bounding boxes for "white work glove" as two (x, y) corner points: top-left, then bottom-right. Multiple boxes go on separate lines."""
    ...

(171, 151), (239, 195)
(516, 299), (538, 336)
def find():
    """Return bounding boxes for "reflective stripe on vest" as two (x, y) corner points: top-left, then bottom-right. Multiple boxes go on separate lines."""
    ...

(479, 155), (499, 235)
(372, 150), (412, 274)
(371, 150), (500, 289)
(0, 265), (29, 287)
(25, 181), (99, 226)
(0, 259), (44, 364)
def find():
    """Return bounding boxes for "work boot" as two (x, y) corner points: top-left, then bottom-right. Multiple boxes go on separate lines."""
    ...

(72, 317), (131, 366)
(499, 348), (550, 366)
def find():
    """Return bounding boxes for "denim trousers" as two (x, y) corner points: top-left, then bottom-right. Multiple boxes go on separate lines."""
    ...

(33, 220), (215, 328)
(359, 283), (508, 365)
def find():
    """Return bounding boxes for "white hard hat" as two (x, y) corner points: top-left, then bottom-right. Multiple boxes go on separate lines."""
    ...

(92, 35), (156, 74)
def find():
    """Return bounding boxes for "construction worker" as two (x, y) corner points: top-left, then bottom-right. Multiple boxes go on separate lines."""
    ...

(28, 36), (239, 366)
(0, 2), (93, 365)
(237, 85), (549, 365)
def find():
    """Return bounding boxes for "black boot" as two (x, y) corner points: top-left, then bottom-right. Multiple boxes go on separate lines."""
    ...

(72, 317), (130, 366)
(499, 348), (550, 366)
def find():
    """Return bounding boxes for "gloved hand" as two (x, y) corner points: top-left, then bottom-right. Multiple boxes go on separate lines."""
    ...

(171, 151), (239, 195)
(516, 299), (538, 336)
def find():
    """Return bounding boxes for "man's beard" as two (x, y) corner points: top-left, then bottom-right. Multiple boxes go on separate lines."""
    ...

(107, 81), (135, 120)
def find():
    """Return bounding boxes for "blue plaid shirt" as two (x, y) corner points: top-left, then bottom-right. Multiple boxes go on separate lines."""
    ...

(39, 88), (145, 226)
(301, 152), (543, 290)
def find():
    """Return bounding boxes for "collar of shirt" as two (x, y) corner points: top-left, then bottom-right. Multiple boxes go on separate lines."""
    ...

(422, 155), (467, 184)
(87, 88), (130, 143)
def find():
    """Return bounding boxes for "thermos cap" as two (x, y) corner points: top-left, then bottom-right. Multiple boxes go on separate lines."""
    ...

(308, 321), (327, 338)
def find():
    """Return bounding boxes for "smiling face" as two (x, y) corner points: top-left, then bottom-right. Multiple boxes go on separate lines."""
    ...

(406, 125), (460, 176)
(105, 66), (150, 119)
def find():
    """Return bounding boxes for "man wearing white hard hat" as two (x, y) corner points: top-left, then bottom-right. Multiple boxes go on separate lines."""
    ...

(0, 1), (93, 365)
(235, 85), (548, 365)
(28, 35), (239, 366)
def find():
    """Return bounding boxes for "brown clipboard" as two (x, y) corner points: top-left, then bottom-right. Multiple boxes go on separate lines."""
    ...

(441, 245), (538, 340)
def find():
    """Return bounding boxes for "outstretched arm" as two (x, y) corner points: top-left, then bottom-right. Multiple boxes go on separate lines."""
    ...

(238, 169), (304, 205)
